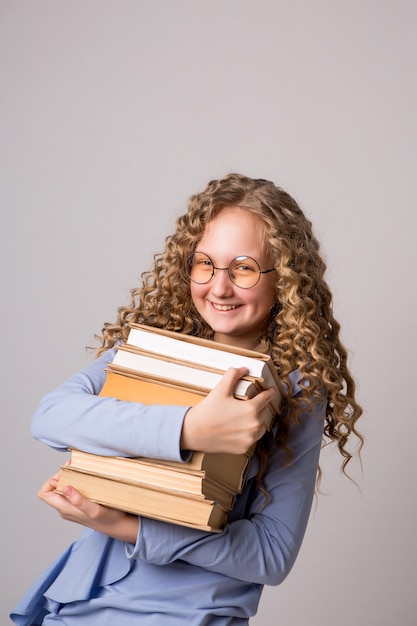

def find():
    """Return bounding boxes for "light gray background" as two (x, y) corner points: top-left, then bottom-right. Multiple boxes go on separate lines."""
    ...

(1, 1), (416, 624)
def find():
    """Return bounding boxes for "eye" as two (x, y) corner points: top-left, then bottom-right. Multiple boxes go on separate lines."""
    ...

(232, 257), (259, 273)
(236, 263), (256, 272)
(192, 253), (214, 269)
(195, 258), (213, 268)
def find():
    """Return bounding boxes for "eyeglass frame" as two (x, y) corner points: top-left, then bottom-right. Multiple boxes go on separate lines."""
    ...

(186, 251), (275, 289)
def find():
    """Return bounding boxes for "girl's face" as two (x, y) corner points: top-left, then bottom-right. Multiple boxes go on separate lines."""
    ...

(190, 207), (276, 349)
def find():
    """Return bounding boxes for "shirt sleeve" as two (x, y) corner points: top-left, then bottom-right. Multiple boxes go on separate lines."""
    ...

(126, 397), (326, 586)
(30, 349), (190, 462)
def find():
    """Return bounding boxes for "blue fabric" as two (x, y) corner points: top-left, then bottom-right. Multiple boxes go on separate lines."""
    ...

(11, 352), (325, 625)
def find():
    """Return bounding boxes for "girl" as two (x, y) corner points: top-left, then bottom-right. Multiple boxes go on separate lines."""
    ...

(11, 173), (362, 625)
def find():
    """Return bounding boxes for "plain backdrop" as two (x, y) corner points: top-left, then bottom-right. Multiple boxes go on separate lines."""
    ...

(1, 1), (416, 624)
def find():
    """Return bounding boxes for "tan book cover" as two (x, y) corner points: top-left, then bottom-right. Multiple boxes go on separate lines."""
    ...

(56, 465), (228, 532)
(125, 450), (252, 494)
(69, 449), (237, 509)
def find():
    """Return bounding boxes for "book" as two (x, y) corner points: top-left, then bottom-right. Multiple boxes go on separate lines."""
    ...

(112, 345), (266, 401)
(56, 465), (228, 532)
(100, 366), (207, 407)
(68, 448), (237, 510)
(101, 363), (272, 429)
(138, 450), (253, 493)
(127, 323), (282, 412)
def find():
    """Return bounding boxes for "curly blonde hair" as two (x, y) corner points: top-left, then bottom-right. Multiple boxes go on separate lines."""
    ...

(97, 173), (363, 480)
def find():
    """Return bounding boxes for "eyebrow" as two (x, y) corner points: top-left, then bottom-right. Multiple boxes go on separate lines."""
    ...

(196, 251), (267, 265)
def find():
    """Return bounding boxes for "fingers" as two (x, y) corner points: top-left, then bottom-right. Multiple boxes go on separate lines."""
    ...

(254, 385), (277, 405)
(36, 467), (139, 542)
(38, 469), (98, 519)
(220, 368), (276, 411)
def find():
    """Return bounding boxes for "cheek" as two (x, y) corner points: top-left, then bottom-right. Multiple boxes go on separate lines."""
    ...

(254, 279), (275, 306)
(251, 296), (274, 317)
(190, 283), (205, 308)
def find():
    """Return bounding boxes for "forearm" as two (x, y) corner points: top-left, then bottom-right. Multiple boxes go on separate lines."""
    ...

(31, 350), (189, 461)
(128, 513), (300, 586)
(127, 402), (325, 586)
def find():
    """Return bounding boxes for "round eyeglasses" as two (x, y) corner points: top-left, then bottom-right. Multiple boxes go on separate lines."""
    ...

(186, 252), (275, 289)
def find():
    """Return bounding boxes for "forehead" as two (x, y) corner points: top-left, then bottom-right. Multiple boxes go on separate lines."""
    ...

(199, 207), (267, 251)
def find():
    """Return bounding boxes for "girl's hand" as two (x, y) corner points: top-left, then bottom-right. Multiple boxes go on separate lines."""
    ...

(181, 367), (277, 455)
(38, 469), (139, 543)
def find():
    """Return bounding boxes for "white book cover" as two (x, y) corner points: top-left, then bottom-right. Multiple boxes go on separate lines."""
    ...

(127, 324), (282, 410)
(112, 347), (260, 399)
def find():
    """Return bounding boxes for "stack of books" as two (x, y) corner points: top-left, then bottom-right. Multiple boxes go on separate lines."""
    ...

(56, 324), (282, 532)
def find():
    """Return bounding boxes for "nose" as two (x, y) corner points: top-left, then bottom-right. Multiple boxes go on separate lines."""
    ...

(210, 267), (235, 295)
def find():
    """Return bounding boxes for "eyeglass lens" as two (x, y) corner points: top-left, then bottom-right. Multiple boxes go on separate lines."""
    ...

(187, 252), (262, 288)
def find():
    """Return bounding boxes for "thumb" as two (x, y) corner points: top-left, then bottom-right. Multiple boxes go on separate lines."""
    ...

(62, 484), (81, 501)
(216, 367), (249, 395)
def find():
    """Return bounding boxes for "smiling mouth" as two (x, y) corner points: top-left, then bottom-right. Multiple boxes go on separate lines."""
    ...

(211, 303), (242, 311)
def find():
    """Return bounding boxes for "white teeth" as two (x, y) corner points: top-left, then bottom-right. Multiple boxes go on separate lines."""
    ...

(212, 303), (240, 311)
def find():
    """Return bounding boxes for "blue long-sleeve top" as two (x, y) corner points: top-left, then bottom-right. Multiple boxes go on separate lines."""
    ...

(11, 349), (325, 626)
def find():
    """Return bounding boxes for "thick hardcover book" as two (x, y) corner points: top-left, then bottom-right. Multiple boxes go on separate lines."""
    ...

(112, 345), (266, 401)
(68, 449), (237, 510)
(100, 366), (207, 406)
(127, 323), (282, 412)
(56, 465), (228, 532)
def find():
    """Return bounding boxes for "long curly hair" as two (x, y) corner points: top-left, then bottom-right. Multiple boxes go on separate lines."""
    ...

(97, 173), (363, 483)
